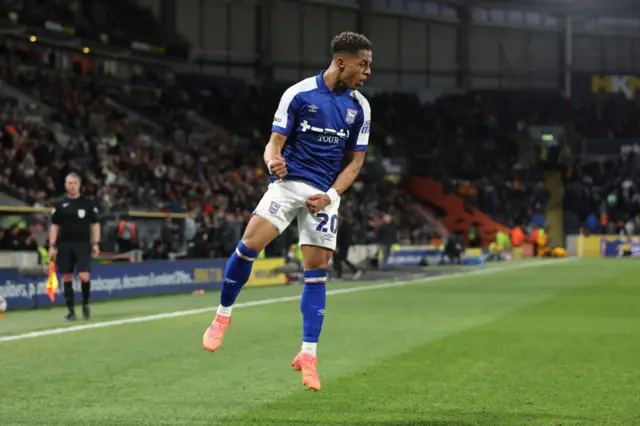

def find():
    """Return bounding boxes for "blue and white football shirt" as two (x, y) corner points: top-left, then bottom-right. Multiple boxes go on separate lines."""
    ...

(271, 70), (371, 192)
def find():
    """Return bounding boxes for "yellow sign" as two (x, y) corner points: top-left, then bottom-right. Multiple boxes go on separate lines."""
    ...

(194, 267), (223, 284)
(576, 235), (638, 258)
(511, 247), (523, 260)
(591, 75), (640, 99)
(246, 258), (287, 287)
(464, 248), (483, 257)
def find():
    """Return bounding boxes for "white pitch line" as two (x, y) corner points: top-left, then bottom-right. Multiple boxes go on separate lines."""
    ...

(0, 258), (577, 343)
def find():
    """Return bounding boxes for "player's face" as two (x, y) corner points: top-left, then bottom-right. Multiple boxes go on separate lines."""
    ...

(340, 50), (372, 90)
(65, 177), (80, 196)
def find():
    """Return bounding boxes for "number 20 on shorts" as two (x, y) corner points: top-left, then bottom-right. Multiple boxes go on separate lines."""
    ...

(316, 213), (338, 234)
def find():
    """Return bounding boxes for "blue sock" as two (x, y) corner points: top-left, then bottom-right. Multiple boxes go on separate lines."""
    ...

(300, 269), (327, 343)
(220, 242), (258, 307)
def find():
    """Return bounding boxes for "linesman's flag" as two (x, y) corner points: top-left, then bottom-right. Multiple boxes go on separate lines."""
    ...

(46, 262), (59, 302)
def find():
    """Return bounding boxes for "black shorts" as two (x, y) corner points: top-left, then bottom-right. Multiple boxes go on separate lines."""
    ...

(56, 242), (92, 274)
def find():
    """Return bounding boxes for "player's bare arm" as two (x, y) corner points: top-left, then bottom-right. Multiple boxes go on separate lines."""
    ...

(92, 223), (101, 257)
(330, 150), (366, 195)
(264, 131), (288, 178)
(305, 151), (365, 214)
(48, 223), (59, 259)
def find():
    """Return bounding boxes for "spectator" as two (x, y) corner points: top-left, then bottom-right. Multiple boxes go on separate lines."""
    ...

(143, 239), (167, 261)
(376, 214), (396, 270)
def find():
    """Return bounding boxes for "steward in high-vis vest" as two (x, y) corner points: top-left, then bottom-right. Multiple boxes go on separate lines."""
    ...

(117, 220), (137, 252)
(536, 228), (548, 257)
(288, 244), (303, 264)
(38, 246), (50, 265)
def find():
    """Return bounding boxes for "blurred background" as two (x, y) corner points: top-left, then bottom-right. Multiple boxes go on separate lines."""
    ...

(0, 0), (638, 292)
(1, 2), (640, 424)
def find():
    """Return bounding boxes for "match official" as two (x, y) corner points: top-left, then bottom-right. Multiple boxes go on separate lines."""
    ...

(334, 213), (361, 279)
(48, 173), (100, 321)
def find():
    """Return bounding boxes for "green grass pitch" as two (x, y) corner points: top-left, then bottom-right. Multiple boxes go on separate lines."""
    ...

(1, 259), (639, 425)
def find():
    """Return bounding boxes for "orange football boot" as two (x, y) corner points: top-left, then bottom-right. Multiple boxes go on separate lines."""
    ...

(202, 314), (231, 352)
(292, 352), (321, 391)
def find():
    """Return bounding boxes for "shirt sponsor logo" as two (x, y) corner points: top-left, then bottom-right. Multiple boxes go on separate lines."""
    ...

(299, 120), (348, 145)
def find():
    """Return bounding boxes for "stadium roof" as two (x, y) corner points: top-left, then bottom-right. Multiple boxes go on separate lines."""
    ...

(441, 0), (640, 18)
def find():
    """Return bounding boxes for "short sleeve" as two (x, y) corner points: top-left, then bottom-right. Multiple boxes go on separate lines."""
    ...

(272, 87), (301, 137)
(348, 93), (371, 152)
(88, 200), (99, 224)
(51, 204), (60, 225)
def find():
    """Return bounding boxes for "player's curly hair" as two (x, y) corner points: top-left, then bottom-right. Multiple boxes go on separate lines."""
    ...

(331, 32), (372, 54)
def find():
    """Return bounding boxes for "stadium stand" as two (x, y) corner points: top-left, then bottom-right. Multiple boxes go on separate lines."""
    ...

(4, 2), (640, 422)
(0, 0), (637, 261)
(0, 51), (442, 258)
(1, 0), (189, 58)
(564, 146), (640, 236)
(180, 75), (560, 244)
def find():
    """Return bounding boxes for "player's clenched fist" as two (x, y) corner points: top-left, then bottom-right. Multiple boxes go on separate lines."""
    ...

(305, 194), (331, 214)
(268, 155), (288, 178)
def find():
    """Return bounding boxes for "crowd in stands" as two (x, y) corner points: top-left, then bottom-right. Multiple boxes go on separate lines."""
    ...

(195, 77), (640, 241)
(0, 49), (438, 256)
(186, 77), (556, 228)
(4, 59), (640, 257)
(564, 148), (640, 236)
(559, 96), (640, 236)
(0, 222), (39, 251)
(1, 0), (640, 261)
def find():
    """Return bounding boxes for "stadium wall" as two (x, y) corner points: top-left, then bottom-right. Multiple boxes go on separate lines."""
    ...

(163, 0), (640, 91)
(0, 239), (544, 311)
(0, 258), (287, 310)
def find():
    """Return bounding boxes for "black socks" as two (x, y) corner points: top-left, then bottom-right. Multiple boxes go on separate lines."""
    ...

(81, 281), (91, 306)
(63, 281), (74, 313)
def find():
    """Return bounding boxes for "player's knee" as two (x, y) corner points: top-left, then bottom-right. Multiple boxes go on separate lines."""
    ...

(78, 272), (90, 282)
(241, 215), (279, 253)
(239, 237), (262, 255)
(301, 245), (332, 271)
(306, 262), (329, 271)
(62, 273), (74, 282)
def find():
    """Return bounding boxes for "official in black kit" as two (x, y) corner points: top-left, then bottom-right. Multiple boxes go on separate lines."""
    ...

(334, 212), (361, 279)
(48, 173), (101, 321)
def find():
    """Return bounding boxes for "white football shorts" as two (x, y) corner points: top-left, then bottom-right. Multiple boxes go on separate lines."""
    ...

(254, 179), (340, 250)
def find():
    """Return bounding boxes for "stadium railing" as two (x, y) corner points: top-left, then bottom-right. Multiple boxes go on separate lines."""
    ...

(0, 206), (290, 311)
(0, 205), (192, 257)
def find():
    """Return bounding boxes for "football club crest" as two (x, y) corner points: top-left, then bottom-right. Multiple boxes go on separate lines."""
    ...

(346, 109), (358, 124)
(268, 201), (280, 215)
(78, 209), (86, 218)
